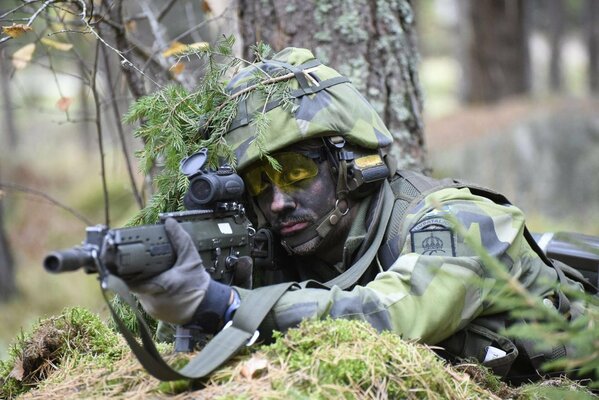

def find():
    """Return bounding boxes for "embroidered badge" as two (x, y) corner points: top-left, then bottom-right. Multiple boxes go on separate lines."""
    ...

(410, 218), (456, 256)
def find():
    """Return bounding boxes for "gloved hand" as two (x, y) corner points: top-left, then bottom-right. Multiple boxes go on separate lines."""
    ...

(130, 218), (233, 329)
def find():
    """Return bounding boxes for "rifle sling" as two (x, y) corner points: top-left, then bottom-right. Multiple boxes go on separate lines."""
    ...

(102, 275), (296, 381)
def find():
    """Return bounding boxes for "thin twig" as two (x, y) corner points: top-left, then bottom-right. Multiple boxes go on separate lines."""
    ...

(75, 0), (163, 90)
(137, 0), (196, 89)
(157, 0), (178, 21)
(100, 42), (144, 210)
(170, 2), (235, 45)
(0, 182), (93, 225)
(0, 0), (39, 20)
(0, 0), (54, 44)
(91, 30), (110, 226)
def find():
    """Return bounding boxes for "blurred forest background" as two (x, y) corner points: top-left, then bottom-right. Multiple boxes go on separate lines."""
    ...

(0, 0), (598, 361)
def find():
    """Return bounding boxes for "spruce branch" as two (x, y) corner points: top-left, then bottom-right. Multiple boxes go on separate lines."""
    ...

(125, 39), (302, 224)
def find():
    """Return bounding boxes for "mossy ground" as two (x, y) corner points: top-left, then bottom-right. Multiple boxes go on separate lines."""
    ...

(1, 309), (596, 399)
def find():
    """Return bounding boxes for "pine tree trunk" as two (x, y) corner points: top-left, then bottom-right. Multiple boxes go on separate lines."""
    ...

(0, 48), (16, 302)
(0, 192), (15, 302)
(548, 0), (564, 92)
(237, 0), (426, 171)
(0, 48), (18, 149)
(459, 0), (530, 103)
(587, 0), (599, 94)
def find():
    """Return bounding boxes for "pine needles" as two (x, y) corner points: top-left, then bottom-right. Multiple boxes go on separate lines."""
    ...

(124, 37), (295, 225)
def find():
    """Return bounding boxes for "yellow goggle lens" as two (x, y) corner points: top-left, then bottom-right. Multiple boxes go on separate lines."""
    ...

(244, 152), (320, 196)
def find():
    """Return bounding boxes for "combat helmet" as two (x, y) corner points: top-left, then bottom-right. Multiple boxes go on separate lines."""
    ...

(223, 47), (394, 253)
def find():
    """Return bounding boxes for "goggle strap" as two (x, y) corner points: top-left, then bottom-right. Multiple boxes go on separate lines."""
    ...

(314, 158), (351, 239)
(336, 159), (350, 200)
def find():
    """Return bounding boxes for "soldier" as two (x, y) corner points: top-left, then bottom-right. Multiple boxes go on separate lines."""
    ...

(131, 47), (595, 383)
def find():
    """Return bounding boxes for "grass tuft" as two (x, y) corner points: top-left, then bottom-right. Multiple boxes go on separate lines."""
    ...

(0, 307), (124, 399)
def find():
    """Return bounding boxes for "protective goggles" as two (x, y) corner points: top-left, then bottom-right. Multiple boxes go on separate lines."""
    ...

(243, 151), (323, 196)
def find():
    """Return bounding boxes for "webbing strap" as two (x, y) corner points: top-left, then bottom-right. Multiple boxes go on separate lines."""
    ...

(321, 180), (394, 289)
(102, 274), (295, 381)
(227, 75), (350, 132)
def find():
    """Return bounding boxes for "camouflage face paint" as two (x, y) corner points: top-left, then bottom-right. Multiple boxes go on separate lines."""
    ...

(255, 160), (336, 239)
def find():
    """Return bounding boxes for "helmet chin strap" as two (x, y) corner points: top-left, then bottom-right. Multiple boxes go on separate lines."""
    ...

(281, 157), (351, 254)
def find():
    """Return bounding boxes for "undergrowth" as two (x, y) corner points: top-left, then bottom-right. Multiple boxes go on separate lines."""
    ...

(1, 310), (597, 399)
(0, 307), (124, 399)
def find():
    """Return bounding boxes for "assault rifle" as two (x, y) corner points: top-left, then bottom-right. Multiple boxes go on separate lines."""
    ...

(43, 149), (276, 352)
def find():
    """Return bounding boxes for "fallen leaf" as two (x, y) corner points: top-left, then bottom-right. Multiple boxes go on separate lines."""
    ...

(56, 97), (73, 112)
(41, 38), (73, 51)
(170, 62), (186, 76)
(12, 43), (36, 70)
(2, 23), (32, 38)
(240, 356), (269, 379)
(9, 358), (25, 381)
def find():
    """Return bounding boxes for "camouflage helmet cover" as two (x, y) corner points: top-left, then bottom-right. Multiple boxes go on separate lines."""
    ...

(224, 47), (393, 171)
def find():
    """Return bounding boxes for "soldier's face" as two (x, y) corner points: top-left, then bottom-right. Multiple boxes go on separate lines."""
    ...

(247, 145), (351, 255)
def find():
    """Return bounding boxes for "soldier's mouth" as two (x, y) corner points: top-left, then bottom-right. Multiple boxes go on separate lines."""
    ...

(279, 220), (310, 236)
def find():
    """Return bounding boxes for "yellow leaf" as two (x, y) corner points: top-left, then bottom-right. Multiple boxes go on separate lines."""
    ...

(2, 23), (32, 39)
(12, 43), (36, 70)
(56, 97), (73, 112)
(162, 41), (187, 58)
(41, 38), (73, 52)
(170, 62), (186, 76)
(162, 41), (209, 57)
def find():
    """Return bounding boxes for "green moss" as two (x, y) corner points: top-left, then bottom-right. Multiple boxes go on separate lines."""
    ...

(333, 8), (368, 44)
(8, 318), (597, 399)
(0, 307), (124, 399)
(262, 318), (498, 399)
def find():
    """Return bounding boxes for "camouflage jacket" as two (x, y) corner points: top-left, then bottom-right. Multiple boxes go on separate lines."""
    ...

(236, 171), (585, 378)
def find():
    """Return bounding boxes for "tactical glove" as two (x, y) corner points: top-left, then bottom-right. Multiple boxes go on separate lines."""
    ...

(130, 218), (233, 330)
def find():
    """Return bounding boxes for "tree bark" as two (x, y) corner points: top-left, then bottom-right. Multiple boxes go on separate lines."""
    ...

(547, 0), (564, 92)
(587, 0), (599, 94)
(0, 183), (15, 302)
(0, 48), (18, 149)
(0, 47), (17, 301)
(237, 0), (426, 171)
(459, 0), (530, 103)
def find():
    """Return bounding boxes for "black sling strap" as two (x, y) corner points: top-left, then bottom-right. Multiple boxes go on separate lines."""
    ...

(103, 275), (296, 381)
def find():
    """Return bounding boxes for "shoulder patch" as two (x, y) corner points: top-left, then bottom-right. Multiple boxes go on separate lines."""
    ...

(410, 218), (456, 256)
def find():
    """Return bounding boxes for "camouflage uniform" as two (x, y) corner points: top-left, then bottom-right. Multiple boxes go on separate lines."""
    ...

(224, 48), (589, 381)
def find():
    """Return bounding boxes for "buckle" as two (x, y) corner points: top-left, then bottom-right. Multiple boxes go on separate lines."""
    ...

(223, 321), (260, 346)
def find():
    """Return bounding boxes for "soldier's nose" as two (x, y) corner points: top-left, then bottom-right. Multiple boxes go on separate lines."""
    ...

(270, 185), (295, 213)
